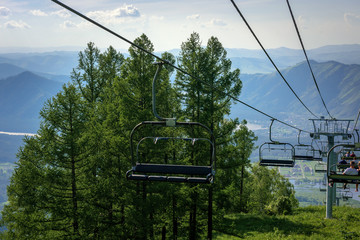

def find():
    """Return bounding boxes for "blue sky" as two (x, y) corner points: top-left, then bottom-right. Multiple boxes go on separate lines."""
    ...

(1, 0), (360, 52)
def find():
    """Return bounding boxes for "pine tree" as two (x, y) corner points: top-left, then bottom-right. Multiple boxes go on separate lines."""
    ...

(1, 84), (88, 239)
(175, 32), (242, 239)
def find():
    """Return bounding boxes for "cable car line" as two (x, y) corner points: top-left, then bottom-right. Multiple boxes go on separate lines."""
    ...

(51, 0), (312, 134)
(229, 0), (319, 119)
(286, 0), (334, 119)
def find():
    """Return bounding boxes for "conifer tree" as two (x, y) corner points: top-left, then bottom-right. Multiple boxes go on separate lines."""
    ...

(111, 33), (176, 239)
(175, 32), (242, 239)
(1, 84), (88, 239)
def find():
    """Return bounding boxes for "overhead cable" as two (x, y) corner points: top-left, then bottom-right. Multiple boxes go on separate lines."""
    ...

(51, 0), (311, 134)
(229, 0), (319, 119)
(286, 0), (334, 119)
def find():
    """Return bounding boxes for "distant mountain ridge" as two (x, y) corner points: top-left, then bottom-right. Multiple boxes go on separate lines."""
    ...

(225, 44), (360, 74)
(1, 44), (360, 76)
(234, 60), (360, 121)
(0, 63), (27, 80)
(0, 71), (63, 132)
(165, 44), (360, 74)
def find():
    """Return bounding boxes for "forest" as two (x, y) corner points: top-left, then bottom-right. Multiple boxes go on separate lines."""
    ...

(0, 33), (298, 239)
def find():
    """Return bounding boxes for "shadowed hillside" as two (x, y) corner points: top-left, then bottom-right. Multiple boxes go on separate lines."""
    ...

(236, 61), (360, 120)
(0, 71), (63, 132)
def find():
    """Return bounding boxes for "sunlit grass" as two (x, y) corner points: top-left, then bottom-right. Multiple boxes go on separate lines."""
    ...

(214, 206), (360, 239)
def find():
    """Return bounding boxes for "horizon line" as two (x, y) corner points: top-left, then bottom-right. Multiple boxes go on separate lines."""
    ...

(0, 43), (359, 54)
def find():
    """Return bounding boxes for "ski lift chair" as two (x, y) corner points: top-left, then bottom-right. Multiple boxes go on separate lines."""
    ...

(328, 143), (360, 186)
(314, 161), (327, 173)
(126, 62), (216, 184)
(126, 121), (215, 183)
(294, 130), (318, 161)
(259, 119), (295, 167)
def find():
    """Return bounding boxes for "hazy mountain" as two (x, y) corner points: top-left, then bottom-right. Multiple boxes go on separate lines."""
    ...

(0, 63), (27, 80)
(0, 71), (63, 132)
(1, 44), (360, 77)
(226, 44), (360, 74)
(231, 61), (360, 127)
(0, 134), (24, 163)
(0, 51), (79, 76)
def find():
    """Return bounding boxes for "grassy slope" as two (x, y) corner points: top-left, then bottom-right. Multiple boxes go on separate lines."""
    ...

(214, 206), (360, 239)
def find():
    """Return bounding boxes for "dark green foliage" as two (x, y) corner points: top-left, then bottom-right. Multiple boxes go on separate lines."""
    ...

(246, 165), (298, 215)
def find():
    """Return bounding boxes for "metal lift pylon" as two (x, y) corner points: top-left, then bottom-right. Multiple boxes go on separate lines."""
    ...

(310, 117), (353, 219)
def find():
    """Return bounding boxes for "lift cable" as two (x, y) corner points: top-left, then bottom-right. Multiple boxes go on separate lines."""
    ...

(51, 0), (312, 134)
(286, 0), (334, 119)
(229, 0), (319, 119)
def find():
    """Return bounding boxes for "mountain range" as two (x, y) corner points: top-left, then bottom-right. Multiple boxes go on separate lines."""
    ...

(235, 60), (360, 120)
(0, 44), (360, 165)
(0, 71), (63, 133)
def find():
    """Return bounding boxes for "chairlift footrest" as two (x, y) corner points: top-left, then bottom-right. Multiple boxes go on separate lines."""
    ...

(127, 173), (212, 184)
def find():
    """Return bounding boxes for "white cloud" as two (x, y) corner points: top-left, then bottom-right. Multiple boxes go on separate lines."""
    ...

(0, 6), (11, 17)
(60, 20), (91, 29)
(149, 15), (164, 21)
(4, 20), (31, 29)
(86, 4), (140, 23)
(240, 123), (265, 131)
(297, 15), (307, 30)
(186, 14), (200, 20)
(30, 9), (48, 17)
(344, 12), (360, 26)
(0, 131), (36, 136)
(51, 9), (71, 18)
(60, 20), (77, 28)
(209, 18), (226, 27)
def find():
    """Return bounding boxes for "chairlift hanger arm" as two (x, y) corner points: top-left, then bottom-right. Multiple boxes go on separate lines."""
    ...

(297, 130), (304, 145)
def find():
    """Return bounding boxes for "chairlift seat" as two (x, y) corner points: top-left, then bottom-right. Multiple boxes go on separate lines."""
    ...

(132, 163), (212, 175)
(126, 163), (214, 183)
(294, 155), (316, 161)
(259, 159), (295, 167)
(337, 164), (350, 169)
(342, 157), (360, 160)
(127, 120), (215, 184)
(328, 172), (360, 184)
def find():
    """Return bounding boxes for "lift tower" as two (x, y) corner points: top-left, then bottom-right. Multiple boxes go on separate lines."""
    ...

(310, 117), (352, 219)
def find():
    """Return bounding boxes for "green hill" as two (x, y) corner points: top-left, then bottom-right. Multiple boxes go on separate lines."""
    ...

(214, 206), (360, 239)
(235, 61), (360, 121)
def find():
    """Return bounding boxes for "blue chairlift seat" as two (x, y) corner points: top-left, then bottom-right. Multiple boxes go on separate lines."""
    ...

(259, 142), (295, 167)
(126, 121), (216, 184)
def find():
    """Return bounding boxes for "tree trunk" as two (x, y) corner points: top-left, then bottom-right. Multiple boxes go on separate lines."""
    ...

(172, 194), (178, 239)
(207, 186), (213, 240)
(240, 164), (245, 212)
(189, 191), (197, 240)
